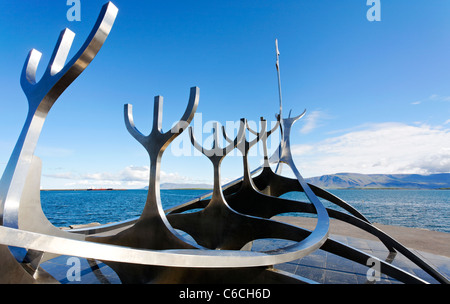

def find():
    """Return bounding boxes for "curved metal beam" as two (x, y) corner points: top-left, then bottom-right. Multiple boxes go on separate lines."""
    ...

(0, 2), (118, 229)
(0, 223), (430, 284)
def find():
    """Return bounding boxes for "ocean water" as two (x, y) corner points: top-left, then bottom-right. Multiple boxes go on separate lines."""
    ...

(280, 189), (450, 233)
(40, 189), (450, 233)
(40, 189), (208, 228)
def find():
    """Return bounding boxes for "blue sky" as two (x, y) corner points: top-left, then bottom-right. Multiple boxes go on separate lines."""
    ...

(0, 0), (449, 189)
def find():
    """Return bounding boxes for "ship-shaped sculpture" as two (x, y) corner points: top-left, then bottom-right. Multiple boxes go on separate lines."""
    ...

(0, 2), (448, 284)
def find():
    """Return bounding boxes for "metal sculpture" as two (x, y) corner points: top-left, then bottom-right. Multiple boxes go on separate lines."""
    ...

(0, 2), (118, 231)
(0, 1), (119, 281)
(0, 2), (448, 284)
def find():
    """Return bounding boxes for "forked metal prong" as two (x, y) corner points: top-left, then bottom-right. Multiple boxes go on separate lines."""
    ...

(223, 117), (267, 151)
(221, 125), (233, 144)
(190, 119), (246, 159)
(20, 49), (42, 88)
(245, 115), (279, 167)
(124, 104), (146, 145)
(47, 28), (76, 76)
(188, 126), (205, 155)
(20, 2), (118, 104)
(59, 1), (118, 80)
(211, 122), (221, 150)
(248, 115), (279, 138)
(225, 118), (246, 156)
(152, 95), (164, 133)
(288, 108), (306, 123)
(226, 117), (268, 158)
(245, 117), (267, 147)
(170, 87), (200, 135)
(124, 87), (199, 155)
(0, 2), (118, 234)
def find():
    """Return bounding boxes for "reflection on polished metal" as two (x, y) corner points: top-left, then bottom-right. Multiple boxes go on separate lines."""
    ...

(0, 4), (448, 284)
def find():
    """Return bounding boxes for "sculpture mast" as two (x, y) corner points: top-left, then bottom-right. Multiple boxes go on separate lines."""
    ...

(275, 39), (284, 173)
(275, 39), (283, 126)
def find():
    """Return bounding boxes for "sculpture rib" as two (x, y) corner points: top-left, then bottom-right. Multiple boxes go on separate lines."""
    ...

(0, 2), (118, 229)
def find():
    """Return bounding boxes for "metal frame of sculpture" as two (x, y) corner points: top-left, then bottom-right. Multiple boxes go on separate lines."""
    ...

(0, 2), (448, 284)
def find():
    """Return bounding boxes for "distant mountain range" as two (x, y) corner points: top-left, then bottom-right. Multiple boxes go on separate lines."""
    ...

(146, 173), (450, 190)
(305, 173), (450, 189)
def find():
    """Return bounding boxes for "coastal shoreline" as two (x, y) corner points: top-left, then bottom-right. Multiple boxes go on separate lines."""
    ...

(274, 216), (450, 258)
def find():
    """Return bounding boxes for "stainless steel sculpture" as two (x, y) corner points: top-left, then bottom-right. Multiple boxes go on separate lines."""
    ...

(0, 2), (119, 281)
(0, 3), (448, 284)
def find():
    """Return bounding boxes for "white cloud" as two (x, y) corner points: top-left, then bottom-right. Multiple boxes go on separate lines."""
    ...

(34, 146), (74, 158)
(299, 110), (331, 134)
(291, 122), (450, 177)
(43, 165), (203, 189)
(39, 121), (450, 188)
(291, 144), (314, 155)
(412, 94), (450, 105)
(44, 166), (149, 182)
